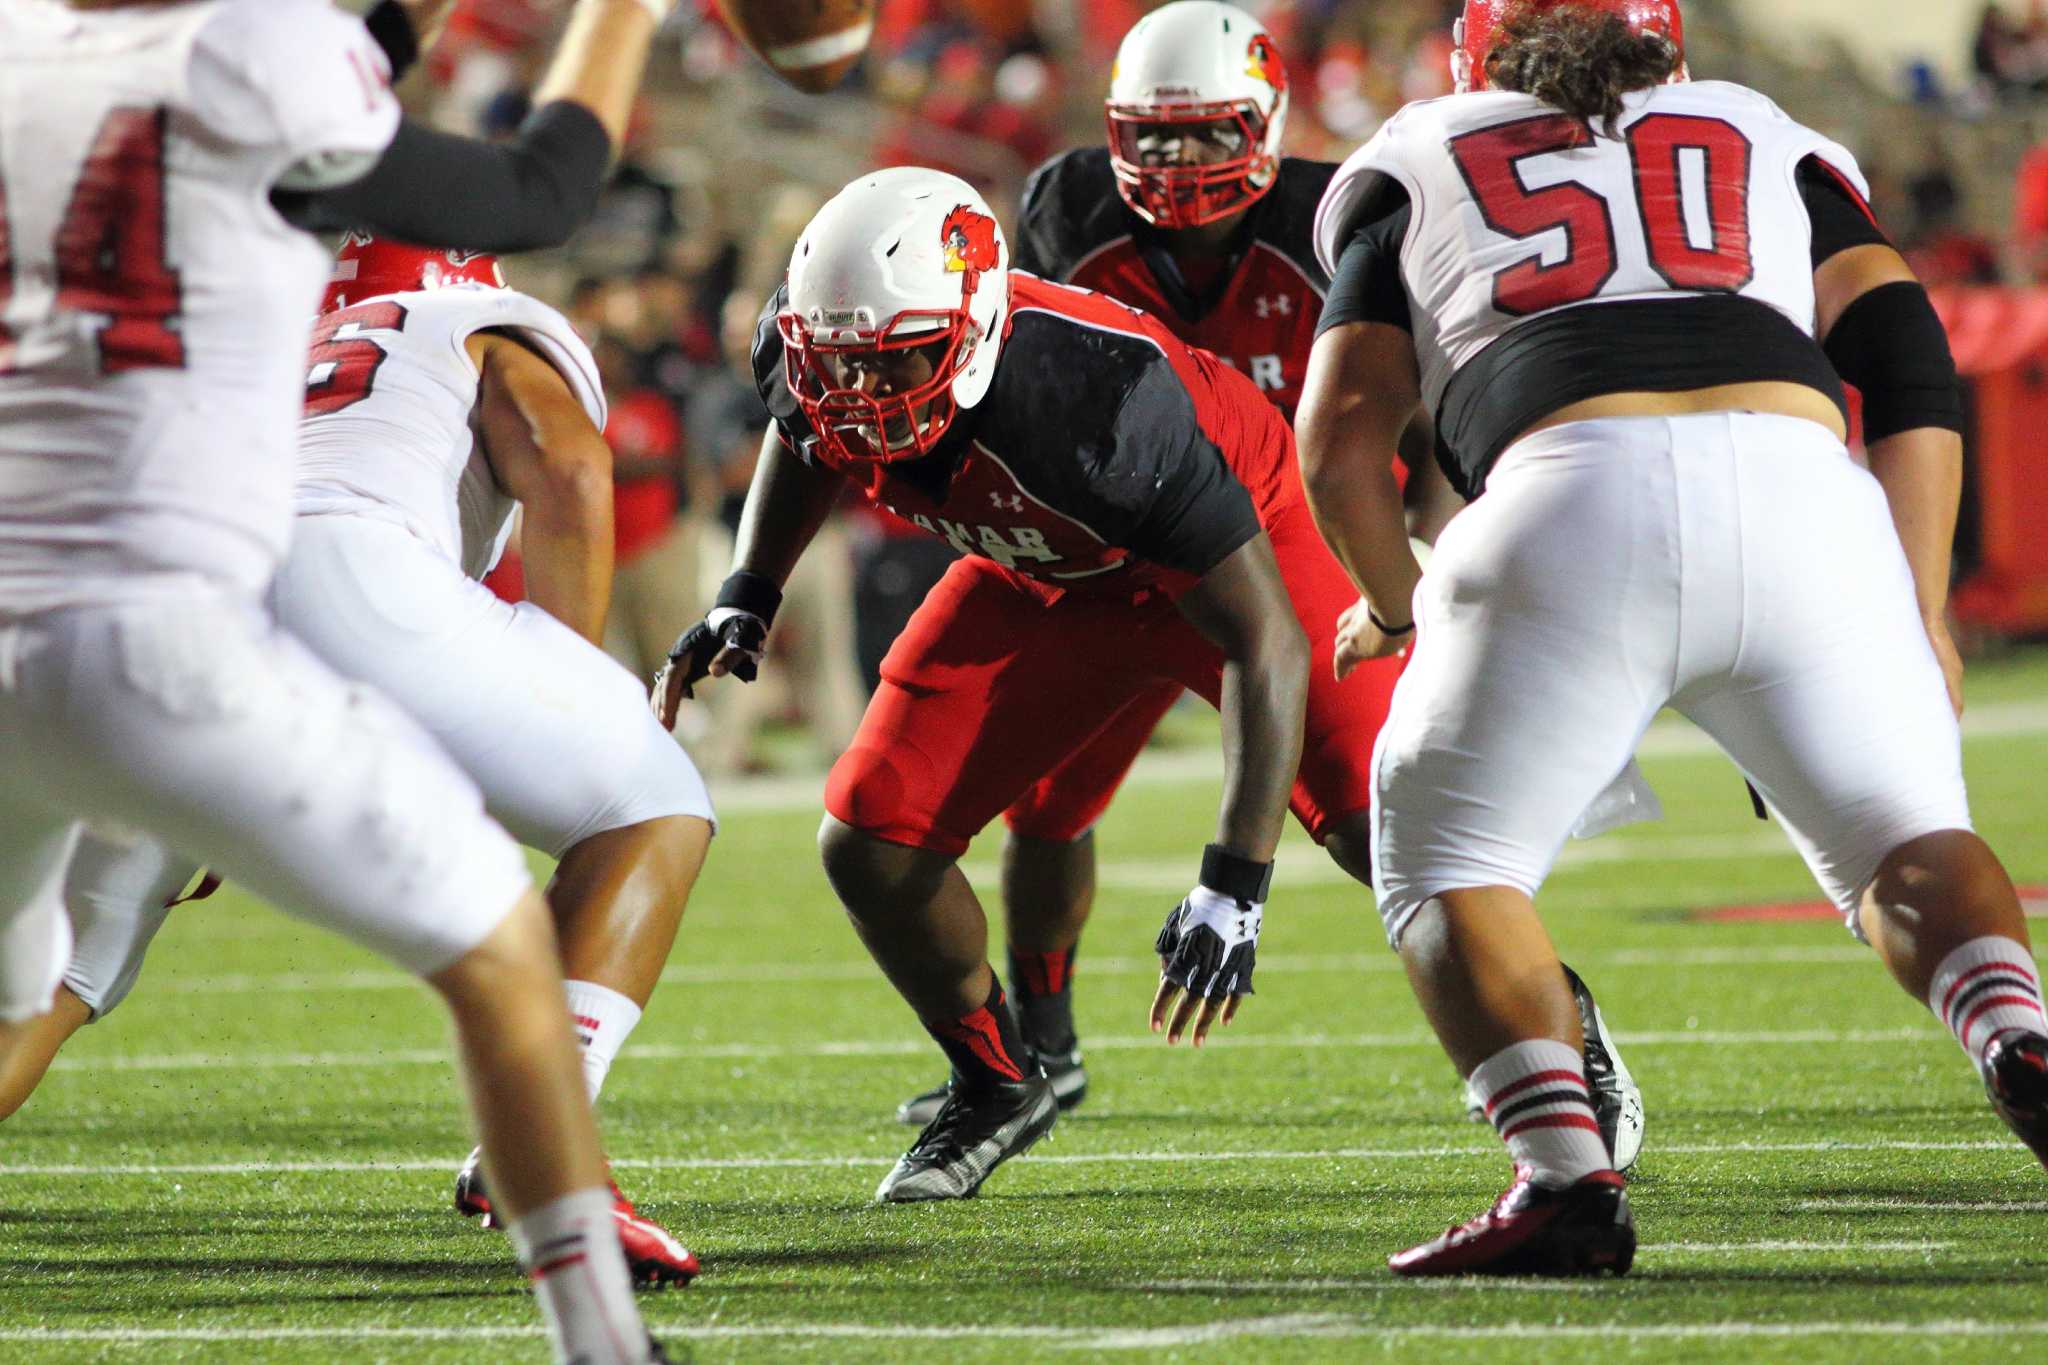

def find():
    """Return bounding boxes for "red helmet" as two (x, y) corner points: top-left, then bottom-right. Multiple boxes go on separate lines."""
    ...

(321, 232), (506, 313)
(1454, 0), (1685, 94)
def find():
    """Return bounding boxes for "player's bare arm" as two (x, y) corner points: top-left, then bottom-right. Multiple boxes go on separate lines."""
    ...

(1813, 243), (1968, 715)
(1148, 530), (1307, 1047)
(654, 429), (845, 725)
(1297, 320), (1425, 673)
(469, 330), (615, 646)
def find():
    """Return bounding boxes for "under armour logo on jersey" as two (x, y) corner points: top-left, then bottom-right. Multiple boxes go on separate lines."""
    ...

(1253, 294), (1293, 319)
(990, 491), (1024, 513)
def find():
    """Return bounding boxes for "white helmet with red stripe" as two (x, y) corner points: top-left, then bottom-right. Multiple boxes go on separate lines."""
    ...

(779, 167), (1009, 464)
(1106, 1), (1289, 229)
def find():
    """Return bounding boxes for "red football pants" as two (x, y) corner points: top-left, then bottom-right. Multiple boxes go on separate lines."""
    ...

(824, 503), (1403, 858)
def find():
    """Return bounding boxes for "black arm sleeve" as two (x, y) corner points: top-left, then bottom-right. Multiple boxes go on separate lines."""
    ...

(271, 102), (613, 253)
(1798, 155), (1890, 267)
(1822, 281), (1964, 441)
(1314, 173), (1412, 336)
(361, 0), (419, 82)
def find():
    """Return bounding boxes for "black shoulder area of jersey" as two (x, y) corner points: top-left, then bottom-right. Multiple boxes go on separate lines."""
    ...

(1014, 147), (1131, 281)
(750, 282), (818, 453)
(1248, 156), (1339, 291)
(977, 304), (1260, 575)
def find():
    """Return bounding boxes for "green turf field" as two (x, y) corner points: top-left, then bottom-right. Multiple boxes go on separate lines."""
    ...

(5, 651), (2048, 1362)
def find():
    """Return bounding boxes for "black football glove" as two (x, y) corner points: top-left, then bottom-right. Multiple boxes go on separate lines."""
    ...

(664, 570), (782, 698)
(666, 608), (768, 696)
(1156, 885), (1263, 1001)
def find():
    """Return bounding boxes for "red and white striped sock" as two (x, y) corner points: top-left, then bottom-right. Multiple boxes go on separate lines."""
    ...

(1928, 937), (2048, 1066)
(1467, 1039), (1613, 1190)
(509, 1186), (647, 1365)
(564, 980), (642, 1103)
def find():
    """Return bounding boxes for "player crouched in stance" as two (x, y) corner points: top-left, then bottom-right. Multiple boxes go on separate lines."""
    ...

(892, 0), (1643, 1172)
(1299, 0), (2048, 1276)
(658, 168), (1311, 1201)
(0, 236), (714, 1287)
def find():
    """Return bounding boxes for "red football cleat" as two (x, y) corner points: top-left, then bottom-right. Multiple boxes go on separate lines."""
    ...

(1983, 1031), (2048, 1172)
(609, 1182), (700, 1289)
(1390, 1169), (1635, 1277)
(453, 1147), (701, 1288)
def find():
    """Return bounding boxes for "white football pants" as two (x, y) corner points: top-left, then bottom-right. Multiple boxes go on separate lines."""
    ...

(59, 512), (715, 1020)
(1370, 412), (1971, 946)
(0, 593), (530, 1022)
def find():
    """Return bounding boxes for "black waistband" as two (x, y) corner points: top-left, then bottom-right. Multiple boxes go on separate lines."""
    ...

(1436, 296), (1847, 499)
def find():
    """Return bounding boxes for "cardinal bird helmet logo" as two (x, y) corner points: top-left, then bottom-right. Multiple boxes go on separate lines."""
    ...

(1244, 32), (1285, 94)
(940, 205), (1000, 294)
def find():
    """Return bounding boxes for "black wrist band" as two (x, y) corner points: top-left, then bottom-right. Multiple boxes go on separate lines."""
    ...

(1200, 844), (1273, 903)
(714, 570), (783, 628)
(1367, 606), (1414, 637)
(363, 1), (421, 82)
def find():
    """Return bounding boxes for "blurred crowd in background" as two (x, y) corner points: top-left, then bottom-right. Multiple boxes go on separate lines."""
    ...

(396, 0), (2048, 773)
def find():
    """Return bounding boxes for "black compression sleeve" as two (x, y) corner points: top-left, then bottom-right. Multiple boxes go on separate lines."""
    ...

(1822, 281), (1964, 441)
(1316, 174), (1412, 336)
(1318, 212), (1412, 336)
(272, 103), (613, 253)
(362, 1), (420, 82)
(1798, 156), (1889, 267)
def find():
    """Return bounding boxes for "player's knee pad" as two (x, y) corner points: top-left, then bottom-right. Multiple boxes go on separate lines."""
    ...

(822, 742), (965, 858)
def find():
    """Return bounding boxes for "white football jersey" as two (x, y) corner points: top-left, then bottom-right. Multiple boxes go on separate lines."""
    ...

(294, 286), (606, 580)
(1313, 81), (1868, 417)
(0, 0), (399, 613)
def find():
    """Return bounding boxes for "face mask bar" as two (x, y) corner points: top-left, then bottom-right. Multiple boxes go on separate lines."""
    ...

(1106, 100), (1273, 229)
(779, 308), (977, 465)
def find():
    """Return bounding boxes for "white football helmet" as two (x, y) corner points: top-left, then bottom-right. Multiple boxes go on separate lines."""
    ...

(779, 167), (1009, 464)
(1106, 0), (1289, 228)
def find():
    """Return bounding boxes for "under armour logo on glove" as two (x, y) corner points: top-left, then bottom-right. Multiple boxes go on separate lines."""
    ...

(1156, 885), (1262, 1001)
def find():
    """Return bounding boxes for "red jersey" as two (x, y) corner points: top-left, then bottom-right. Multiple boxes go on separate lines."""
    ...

(755, 273), (1295, 602)
(1013, 149), (1334, 422)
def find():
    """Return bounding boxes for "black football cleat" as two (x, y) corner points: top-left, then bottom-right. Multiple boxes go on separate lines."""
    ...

(1389, 1170), (1635, 1277)
(1565, 963), (1645, 1173)
(454, 1145), (497, 1226)
(1982, 1030), (2048, 1170)
(454, 1146), (700, 1288)
(876, 1075), (1058, 1202)
(897, 1046), (1087, 1126)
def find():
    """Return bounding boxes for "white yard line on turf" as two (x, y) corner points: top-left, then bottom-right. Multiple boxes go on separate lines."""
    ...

(4, 1318), (2048, 1348)
(0, 1140), (2018, 1179)
(47, 1025), (1945, 1075)
(1794, 1198), (2048, 1213)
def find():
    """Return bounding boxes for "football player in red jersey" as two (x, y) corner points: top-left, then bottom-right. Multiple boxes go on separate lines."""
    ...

(657, 166), (1316, 1202)
(886, 0), (1644, 1170)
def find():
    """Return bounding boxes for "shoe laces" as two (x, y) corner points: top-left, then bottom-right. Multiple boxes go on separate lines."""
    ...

(908, 1086), (988, 1164)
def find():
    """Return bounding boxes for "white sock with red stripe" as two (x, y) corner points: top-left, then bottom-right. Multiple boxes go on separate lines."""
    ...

(509, 1186), (647, 1365)
(564, 980), (642, 1103)
(1467, 1039), (1613, 1190)
(1928, 938), (2048, 1066)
